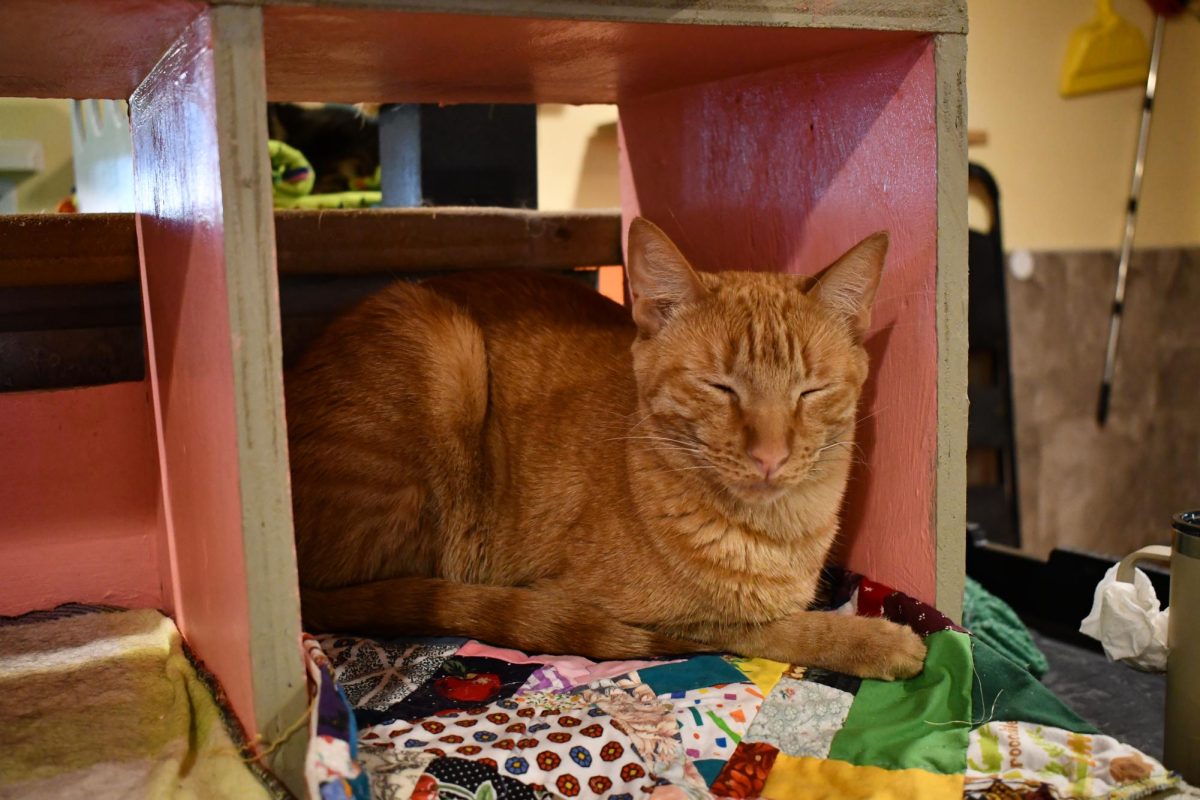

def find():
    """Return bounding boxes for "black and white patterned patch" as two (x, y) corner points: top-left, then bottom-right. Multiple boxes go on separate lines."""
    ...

(318, 635), (464, 711)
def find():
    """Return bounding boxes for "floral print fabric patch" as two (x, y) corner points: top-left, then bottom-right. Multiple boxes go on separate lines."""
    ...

(743, 677), (854, 759)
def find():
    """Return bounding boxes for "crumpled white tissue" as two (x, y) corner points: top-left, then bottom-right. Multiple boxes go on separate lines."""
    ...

(1080, 563), (1170, 672)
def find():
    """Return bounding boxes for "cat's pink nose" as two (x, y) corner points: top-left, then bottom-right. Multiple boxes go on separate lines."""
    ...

(748, 443), (789, 479)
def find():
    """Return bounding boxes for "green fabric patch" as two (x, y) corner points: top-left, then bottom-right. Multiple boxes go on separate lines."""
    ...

(639, 655), (748, 696)
(827, 630), (972, 774)
(971, 637), (1098, 734)
(963, 577), (1049, 677)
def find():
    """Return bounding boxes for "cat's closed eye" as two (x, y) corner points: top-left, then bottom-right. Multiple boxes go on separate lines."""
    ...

(707, 382), (739, 399)
(800, 386), (828, 398)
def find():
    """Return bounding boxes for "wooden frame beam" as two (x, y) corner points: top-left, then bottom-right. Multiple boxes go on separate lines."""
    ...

(0, 209), (623, 287)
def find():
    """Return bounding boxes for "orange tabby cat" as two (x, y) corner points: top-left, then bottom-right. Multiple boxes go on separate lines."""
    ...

(287, 218), (926, 680)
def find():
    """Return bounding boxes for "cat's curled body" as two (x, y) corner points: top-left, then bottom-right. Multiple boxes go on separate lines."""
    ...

(288, 219), (927, 680)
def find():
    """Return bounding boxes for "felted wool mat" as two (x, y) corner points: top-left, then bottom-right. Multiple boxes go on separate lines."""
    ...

(0, 605), (287, 799)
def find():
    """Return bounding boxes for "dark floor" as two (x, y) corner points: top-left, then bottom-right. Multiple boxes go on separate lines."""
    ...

(1030, 628), (1166, 759)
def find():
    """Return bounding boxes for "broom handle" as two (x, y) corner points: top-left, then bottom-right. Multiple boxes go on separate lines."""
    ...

(1098, 13), (1165, 426)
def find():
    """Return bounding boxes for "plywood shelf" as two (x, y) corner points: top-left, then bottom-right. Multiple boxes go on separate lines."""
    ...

(0, 1), (964, 100)
(0, 208), (622, 288)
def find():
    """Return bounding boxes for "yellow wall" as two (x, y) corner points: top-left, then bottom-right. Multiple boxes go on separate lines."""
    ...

(537, 104), (619, 211)
(0, 99), (74, 213)
(968, 0), (1200, 250)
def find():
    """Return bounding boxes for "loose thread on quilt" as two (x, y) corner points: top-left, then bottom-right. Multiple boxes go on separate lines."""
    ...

(249, 693), (318, 760)
(925, 660), (1002, 729)
(925, 688), (1002, 728)
(215, 692), (317, 764)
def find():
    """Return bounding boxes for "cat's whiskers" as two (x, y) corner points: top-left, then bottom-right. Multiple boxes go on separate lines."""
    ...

(661, 464), (721, 474)
(603, 434), (701, 450)
(816, 440), (864, 461)
(640, 443), (705, 458)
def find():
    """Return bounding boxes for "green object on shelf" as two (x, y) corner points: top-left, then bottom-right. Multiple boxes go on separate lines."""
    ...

(963, 576), (1050, 678)
(269, 138), (381, 209)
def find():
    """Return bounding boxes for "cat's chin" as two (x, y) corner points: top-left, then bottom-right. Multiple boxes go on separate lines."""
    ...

(728, 480), (789, 505)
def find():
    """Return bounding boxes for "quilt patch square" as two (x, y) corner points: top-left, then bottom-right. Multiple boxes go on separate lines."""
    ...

(672, 683), (765, 761)
(357, 656), (538, 727)
(638, 655), (747, 696)
(744, 676), (853, 759)
(316, 635), (462, 713)
(763, 753), (965, 800)
(803, 667), (862, 696)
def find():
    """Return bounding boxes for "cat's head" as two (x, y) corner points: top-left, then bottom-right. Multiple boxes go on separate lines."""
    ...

(626, 218), (887, 505)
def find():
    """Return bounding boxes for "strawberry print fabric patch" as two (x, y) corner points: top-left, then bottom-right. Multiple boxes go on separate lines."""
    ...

(357, 657), (538, 727)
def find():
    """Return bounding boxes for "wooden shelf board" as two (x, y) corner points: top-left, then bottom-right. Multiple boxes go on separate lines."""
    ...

(0, 208), (622, 288)
(0, 214), (141, 288)
(0, 0), (961, 100)
(260, 9), (926, 104)
(239, 0), (966, 33)
(0, 0), (204, 99)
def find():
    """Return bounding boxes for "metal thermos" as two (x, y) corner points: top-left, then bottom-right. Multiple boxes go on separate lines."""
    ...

(1116, 511), (1200, 782)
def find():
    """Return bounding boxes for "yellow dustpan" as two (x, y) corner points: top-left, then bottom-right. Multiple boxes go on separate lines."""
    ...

(1060, 0), (1150, 97)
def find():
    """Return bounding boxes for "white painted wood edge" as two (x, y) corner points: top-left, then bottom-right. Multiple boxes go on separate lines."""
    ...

(223, 0), (967, 34)
(209, 6), (307, 792)
(934, 32), (968, 623)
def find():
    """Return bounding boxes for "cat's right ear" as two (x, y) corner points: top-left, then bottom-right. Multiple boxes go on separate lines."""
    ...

(626, 218), (707, 336)
(809, 231), (888, 336)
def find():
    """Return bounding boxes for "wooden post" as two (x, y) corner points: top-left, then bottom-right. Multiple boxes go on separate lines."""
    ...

(934, 32), (969, 621)
(379, 104), (423, 207)
(129, 6), (306, 792)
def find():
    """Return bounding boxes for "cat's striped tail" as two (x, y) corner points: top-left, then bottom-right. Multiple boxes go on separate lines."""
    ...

(301, 577), (709, 659)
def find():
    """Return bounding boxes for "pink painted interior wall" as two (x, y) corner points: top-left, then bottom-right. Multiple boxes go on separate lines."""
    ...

(0, 382), (163, 615)
(130, 11), (256, 731)
(619, 38), (939, 602)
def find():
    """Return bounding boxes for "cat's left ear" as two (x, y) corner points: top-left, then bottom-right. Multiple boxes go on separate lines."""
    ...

(626, 217), (707, 336)
(810, 231), (888, 336)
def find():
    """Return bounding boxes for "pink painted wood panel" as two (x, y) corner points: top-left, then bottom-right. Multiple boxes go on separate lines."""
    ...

(261, 7), (919, 104)
(0, 0), (202, 98)
(130, 12), (257, 730)
(619, 38), (940, 602)
(0, 382), (163, 615)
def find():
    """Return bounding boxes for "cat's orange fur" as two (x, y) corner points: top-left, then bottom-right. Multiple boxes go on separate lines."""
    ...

(287, 218), (926, 680)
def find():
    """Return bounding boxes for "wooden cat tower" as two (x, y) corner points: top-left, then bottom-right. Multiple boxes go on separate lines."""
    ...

(0, 0), (968, 792)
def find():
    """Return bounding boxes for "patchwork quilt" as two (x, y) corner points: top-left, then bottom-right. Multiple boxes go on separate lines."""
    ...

(303, 570), (1183, 800)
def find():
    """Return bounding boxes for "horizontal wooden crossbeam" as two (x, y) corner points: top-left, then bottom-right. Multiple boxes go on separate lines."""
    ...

(0, 208), (623, 288)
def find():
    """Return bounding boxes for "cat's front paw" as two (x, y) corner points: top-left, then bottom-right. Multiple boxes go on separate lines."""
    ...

(857, 619), (927, 681)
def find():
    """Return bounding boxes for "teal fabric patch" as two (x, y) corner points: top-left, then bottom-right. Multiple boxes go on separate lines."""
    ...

(640, 656), (748, 696)
(694, 758), (726, 787)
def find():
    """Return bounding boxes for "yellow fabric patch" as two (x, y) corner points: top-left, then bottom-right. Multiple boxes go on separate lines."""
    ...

(727, 656), (789, 695)
(762, 753), (965, 800)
